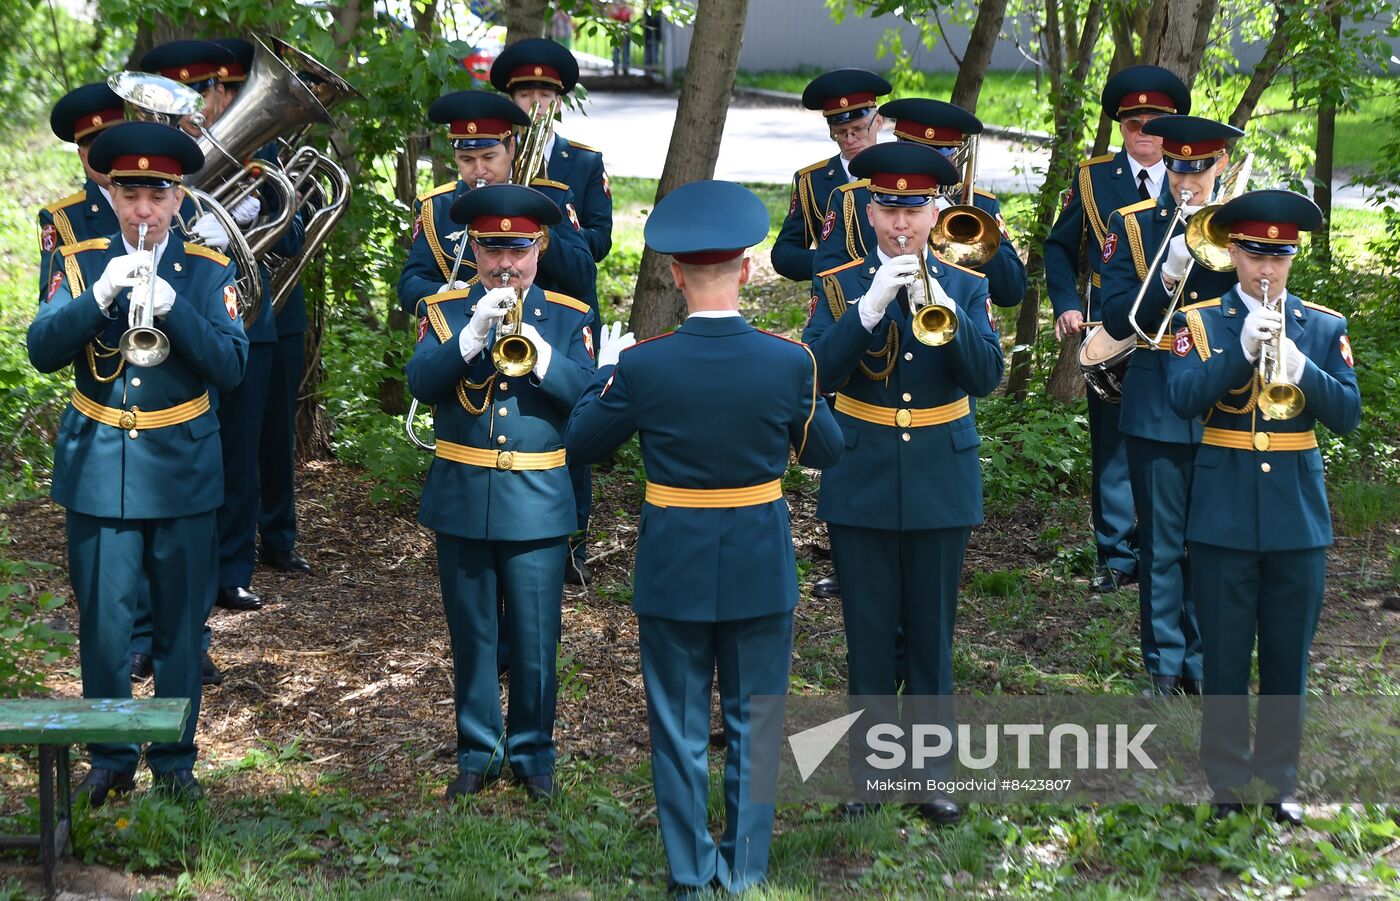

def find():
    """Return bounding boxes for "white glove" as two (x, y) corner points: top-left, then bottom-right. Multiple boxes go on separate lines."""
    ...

(1240, 307), (1283, 362)
(150, 277), (176, 319)
(597, 320), (635, 369)
(189, 214), (230, 250)
(437, 281), (471, 294)
(516, 321), (552, 378)
(1160, 234), (1190, 284)
(1180, 203), (1203, 217)
(1280, 337), (1305, 383)
(934, 195), (953, 212)
(93, 251), (153, 311)
(458, 286), (515, 362)
(229, 194), (261, 228)
(858, 254), (920, 331)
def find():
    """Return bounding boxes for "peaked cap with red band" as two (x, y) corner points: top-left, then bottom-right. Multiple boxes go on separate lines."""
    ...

(1212, 189), (1321, 257)
(1100, 65), (1191, 121)
(490, 38), (580, 94)
(1142, 115), (1243, 173)
(213, 38), (254, 83)
(140, 39), (238, 91)
(879, 98), (982, 148)
(450, 183), (561, 249)
(849, 142), (959, 207)
(802, 68), (893, 126)
(429, 90), (531, 150)
(50, 82), (125, 144)
(88, 121), (204, 187)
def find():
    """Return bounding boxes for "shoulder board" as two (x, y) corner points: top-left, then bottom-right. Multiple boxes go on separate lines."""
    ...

(418, 181), (457, 202)
(1302, 301), (1344, 318)
(973, 188), (997, 200)
(837, 179), (869, 194)
(424, 288), (473, 306)
(1079, 153), (1116, 168)
(564, 139), (600, 154)
(816, 258), (864, 279)
(184, 243), (231, 266)
(622, 331), (676, 354)
(1117, 198), (1157, 217)
(938, 258), (988, 279)
(1178, 298), (1222, 313)
(757, 328), (805, 347)
(530, 177), (569, 191)
(44, 191), (86, 214)
(797, 159), (829, 177)
(59, 237), (109, 256)
(544, 291), (589, 315)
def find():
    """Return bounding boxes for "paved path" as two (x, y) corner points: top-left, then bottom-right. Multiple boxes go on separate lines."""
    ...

(562, 90), (1381, 209)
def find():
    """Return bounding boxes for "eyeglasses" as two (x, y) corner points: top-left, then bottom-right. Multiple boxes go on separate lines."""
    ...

(1121, 116), (1159, 133)
(830, 118), (876, 144)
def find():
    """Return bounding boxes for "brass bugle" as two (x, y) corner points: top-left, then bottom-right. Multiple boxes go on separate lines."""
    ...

(1257, 277), (1305, 420)
(118, 223), (171, 368)
(898, 235), (957, 347)
(491, 272), (538, 377)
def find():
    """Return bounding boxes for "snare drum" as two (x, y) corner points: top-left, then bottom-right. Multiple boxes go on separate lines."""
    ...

(1078, 326), (1136, 403)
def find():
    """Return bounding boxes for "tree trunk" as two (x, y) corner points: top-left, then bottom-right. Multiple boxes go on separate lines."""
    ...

(504, 0), (551, 45)
(1144, 0), (1219, 86)
(125, 13), (202, 68)
(1228, 3), (1292, 129)
(628, 0), (750, 338)
(1312, 13), (1341, 271)
(950, 0), (1008, 113)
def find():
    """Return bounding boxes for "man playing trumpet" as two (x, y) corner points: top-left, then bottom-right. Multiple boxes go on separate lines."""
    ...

(406, 184), (595, 803)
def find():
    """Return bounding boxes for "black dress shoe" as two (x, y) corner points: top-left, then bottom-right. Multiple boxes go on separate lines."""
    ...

(215, 586), (263, 612)
(130, 652), (153, 680)
(522, 774), (558, 802)
(915, 795), (961, 825)
(1209, 802), (1244, 821)
(445, 772), (494, 801)
(838, 801), (881, 821)
(564, 553), (590, 587)
(1270, 799), (1305, 827)
(151, 769), (202, 801)
(1179, 675), (1202, 696)
(1089, 566), (1132, 594)
(1146, 674), (1180, 697)
(813, 574), (841, 599)
(260, 547), (311, 574)
(201, 652), (224, 686)
(76, 768), (135, 809)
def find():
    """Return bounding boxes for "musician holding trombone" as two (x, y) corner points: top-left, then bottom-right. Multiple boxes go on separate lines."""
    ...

(1100, 114), (1243, 698)
(406, 184), (596, 804)
(26, 121), (248, 806)
(803, 143), (1003, 825)
(1164, 190), (1360, 825)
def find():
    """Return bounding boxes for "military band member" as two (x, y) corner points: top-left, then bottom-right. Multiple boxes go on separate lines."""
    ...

(396, 90), (598, 316)
(491, 37), (613, 264)
(1043, 65), (1191, 594)
(28, 121), (248, 805)
(1101, 114), (1244, 696)
(1164, 191), (1360, 824)
(407, 184), (594, 802)
(803, 144), (1004, 824)
(38, 83), (127, 295)
(771, 68), (891, 283)
(566, 180), (842, 895)
(814, 97), (1028, 308)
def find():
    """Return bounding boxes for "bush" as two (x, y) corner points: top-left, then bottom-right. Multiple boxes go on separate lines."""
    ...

(0, 539), (75, 698)
(978, 394), (1090, 510)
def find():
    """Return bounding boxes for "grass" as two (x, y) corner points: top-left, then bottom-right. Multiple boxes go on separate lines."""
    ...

(735, 69), (1399, 172)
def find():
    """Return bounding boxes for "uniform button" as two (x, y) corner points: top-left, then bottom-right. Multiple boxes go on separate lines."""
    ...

(1260, 462), (1271, 473)
(498, 408), (508, 417)
(130, 377), (141, 387)
(1189, 291), (1198, 300)
(128, 429), (138, 439)
(901, 433), (910, 442)
(902, 392), (911, 402)
(904, 352), (914, 361)
(497, 435), (507, 445)
(499, 382), (508, 391)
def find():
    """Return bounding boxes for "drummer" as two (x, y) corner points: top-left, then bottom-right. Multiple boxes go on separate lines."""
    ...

(1043, 66), (1191, 595)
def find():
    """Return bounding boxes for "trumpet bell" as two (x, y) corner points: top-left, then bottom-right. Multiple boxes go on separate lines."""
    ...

(119, 326), (170, 368)
(930, 204), (1000, 269)
(912, 303), (958, 347)
(1184, 205), (1235, 272)
(492, 334), (538, 378)
(1259, 382), (1305, 421)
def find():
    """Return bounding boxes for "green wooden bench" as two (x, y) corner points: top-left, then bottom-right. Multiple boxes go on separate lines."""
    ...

(0, 698), (189, 897)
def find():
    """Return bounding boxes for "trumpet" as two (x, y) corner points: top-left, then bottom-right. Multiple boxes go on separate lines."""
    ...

(897, 235), (958, 346)
(1257, 277), (1305, 421)
(491, 272), (538, 377)
(928, 134), (1001, 268)
(119, 223), (171, 368)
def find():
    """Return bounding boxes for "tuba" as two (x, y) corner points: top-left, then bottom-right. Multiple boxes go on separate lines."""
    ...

(108, 70), (264, 325)
(928, 134), (1001, 269)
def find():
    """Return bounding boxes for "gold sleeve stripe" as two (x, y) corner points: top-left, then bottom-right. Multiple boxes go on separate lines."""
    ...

(421, 197), (450, 279)
(1185, 308), (1212, 362)
(1124, 214), (1148, 282)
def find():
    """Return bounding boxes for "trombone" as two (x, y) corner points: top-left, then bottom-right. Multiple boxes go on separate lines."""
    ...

(928, 134), (1001, 269)
(1128, 153), (1254, 346)
(897, 234), (957, 346)
(119, 223), (171, 368)
(1257, 277), (1305, 420)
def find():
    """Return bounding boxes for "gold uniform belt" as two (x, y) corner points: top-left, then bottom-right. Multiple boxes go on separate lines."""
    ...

(645, 479), (783, 509)
(1134, 335), (1176, 351)
(834, 393), (970, 429)
(434, 439), (566, 471)
(1200, 428), (1318, 452)
(71, 391), (210, 431)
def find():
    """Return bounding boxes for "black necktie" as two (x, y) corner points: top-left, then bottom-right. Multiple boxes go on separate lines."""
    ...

(1137, 169), (1152, 201)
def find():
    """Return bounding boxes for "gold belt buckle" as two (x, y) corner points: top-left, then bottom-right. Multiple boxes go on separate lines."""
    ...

(894, 408), (913, 428)
(119, 409), (138, 430)
(496, 451), (515, 471)
(1252, 432), (1270, 451)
